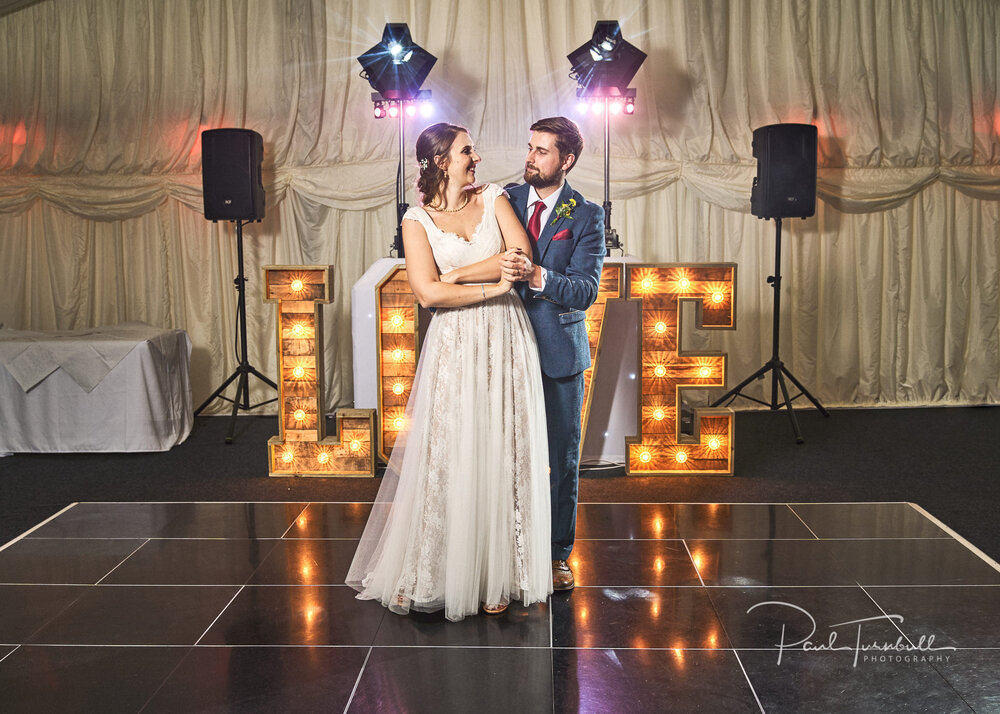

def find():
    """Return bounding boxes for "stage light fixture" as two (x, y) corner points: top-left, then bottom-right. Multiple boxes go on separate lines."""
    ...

(568, 21), (647, 95)
(567, 21), (646, 256)
(358, 24), (436, 100)
(358, 23), (437, 258)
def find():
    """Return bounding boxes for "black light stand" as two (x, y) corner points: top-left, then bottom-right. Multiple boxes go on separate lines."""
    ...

(193, 219), (277, 443)
(711, 217), (828, 443)
(600, 94), (620, 256)
(568, 21), (645, 256)
(358, 24), (436, 258)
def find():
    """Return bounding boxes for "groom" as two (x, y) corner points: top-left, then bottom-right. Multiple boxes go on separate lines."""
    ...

(501, 117), (605, 591)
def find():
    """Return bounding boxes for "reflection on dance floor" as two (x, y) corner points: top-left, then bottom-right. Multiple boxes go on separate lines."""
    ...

(0, 502), (998, 712)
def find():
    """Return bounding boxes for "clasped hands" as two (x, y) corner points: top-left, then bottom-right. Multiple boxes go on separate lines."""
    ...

(500, 248), (534, 285)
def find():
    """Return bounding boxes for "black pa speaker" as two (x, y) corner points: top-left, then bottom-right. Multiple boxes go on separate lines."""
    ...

(750, 123), (817, 219)
(201, 128), (265, 222)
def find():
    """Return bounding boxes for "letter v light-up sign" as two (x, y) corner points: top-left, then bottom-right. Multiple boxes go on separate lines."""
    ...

(264, 265), (376, 476)
(626, 264), (737, 475)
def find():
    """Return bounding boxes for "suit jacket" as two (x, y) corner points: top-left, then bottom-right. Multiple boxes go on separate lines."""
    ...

(506, 181), (605, 379)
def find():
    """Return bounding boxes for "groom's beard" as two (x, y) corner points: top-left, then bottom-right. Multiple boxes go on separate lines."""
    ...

(523, 165), (561, 189)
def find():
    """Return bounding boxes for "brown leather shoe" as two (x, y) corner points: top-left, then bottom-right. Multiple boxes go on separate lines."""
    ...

(552, 559), (575, 591)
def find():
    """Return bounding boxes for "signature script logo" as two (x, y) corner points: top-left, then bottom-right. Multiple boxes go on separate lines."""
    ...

(746, 601), (956, 667)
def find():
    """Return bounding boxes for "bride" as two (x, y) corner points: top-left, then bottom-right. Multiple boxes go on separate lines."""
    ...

(346, 123), (552, 621)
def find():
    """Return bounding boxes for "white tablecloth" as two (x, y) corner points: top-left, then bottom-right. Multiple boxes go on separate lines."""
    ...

(0, 322), (192, 454)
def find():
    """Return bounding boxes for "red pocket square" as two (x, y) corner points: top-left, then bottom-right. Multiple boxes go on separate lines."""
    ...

(552, 229), (572, 241)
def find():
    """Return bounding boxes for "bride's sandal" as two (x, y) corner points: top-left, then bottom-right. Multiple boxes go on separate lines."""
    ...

(482, 601), (508, 615)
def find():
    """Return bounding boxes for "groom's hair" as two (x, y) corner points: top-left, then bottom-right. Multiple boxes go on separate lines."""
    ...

(530, 117), (584, 173)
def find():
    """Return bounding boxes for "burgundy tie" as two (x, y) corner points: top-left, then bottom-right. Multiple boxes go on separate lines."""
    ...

(527, 200), (545, 252)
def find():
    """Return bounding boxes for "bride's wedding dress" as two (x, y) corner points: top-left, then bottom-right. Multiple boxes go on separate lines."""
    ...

(347, 183), (552, 621)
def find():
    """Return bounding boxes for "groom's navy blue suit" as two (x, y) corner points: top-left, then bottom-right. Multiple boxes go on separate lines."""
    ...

(507, 181), (605, 560)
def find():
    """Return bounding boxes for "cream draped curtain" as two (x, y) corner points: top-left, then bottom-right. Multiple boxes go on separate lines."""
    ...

(1, 0), (998, 412)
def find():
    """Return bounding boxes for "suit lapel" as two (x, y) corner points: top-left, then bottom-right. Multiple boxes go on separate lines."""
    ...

(509, 184), (530, 224)
(536, 182), (575, 264)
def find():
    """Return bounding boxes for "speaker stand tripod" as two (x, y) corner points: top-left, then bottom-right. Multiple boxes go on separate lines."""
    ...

(194, 219), (277, 443)
(712, 218), (829, 443)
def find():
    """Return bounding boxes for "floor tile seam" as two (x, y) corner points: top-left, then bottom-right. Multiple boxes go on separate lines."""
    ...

(728, 648), (767, 713)
(930, 654), (990, 712)
(857, 581), (918, 649)
(65, 500), (320, 505)
(573, 537), (956, 541)
(17, 583), (95, 646)
(682, 536), (962, 543)
(0, 582), (354, 587)
(343, 647), (373, 714)
(786, 503), (821, 539)
(6, 582), (997, 589)
(696, 572), (743, 654)
(6, 641), (1000, 651)
(136, 645), (197, 714)
(279, 503), (314, 539)
(24, 536), (327, 541)
(701, 581), (1000, 587)
(549, 593), (554, 649)
(67, 500), (914, 505)
(193, 584), (247, 646)
(21, 534), (960, 542)
(908, 503), (1000, 573)
(53, 499), (919, 505)
(0, 644), (20, 663)
(856, 583), (995, 655)
(681, 539), (707, 587)
(0, 503), (78, 553)
(94, 538), (151, 585)
(577, 501), (914, 505)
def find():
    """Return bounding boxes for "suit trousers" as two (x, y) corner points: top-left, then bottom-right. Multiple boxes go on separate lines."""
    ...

(542, 370), (585, 560)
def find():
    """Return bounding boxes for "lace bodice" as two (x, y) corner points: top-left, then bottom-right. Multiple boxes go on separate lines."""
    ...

(403, 183), (505, 274)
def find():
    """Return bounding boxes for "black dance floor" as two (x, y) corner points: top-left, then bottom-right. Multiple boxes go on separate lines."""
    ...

(1, 501), (998, 713)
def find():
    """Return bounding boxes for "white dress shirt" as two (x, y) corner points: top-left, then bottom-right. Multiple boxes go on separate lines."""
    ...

(525, 182), (565, 290)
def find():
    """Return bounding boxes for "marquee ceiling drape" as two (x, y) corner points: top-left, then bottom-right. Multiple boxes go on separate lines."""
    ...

(1, 0), (998, 411)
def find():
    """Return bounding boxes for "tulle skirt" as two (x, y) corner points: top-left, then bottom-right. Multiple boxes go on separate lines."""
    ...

(346, 292), (552, 621)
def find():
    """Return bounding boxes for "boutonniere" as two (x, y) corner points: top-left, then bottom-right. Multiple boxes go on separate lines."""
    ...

(551, 198), (577, 225)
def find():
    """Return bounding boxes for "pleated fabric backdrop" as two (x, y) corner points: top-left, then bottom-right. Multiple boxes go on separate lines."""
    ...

(1, 0), (998, 412)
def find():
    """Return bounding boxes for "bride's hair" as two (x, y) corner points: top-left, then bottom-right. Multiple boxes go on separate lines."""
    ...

(415, 122), (468, 206)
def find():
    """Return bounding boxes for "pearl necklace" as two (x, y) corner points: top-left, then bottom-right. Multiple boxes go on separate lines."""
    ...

(428, 194), (469, 213)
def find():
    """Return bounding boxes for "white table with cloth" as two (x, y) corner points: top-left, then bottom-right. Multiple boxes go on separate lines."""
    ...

(0, 322), (192, 454)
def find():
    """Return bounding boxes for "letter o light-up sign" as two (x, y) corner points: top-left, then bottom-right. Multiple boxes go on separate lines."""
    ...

(626, 264), (737, 475)
(264, 265), (376, 476)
